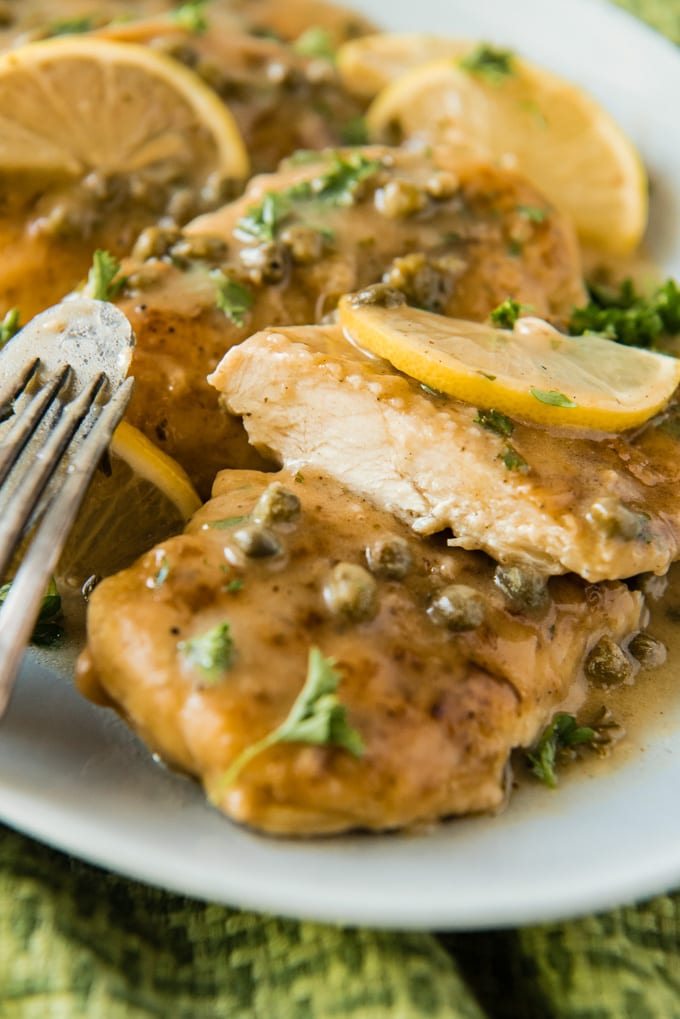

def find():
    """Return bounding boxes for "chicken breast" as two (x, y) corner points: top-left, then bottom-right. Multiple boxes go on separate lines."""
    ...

(116, 147), (585, 494)
(77, 468), (644, 835)
(213, 324), (680, 581)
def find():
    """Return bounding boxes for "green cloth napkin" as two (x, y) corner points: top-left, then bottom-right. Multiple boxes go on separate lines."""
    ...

(3, 2), (680, 1016)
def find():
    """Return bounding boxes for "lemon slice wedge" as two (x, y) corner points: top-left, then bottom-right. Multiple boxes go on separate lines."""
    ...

(367, 55), (647, 255)
(58, 421), (201, 588)
(338, 295), (680, 431)
(337, 33), (471, 98)
(0, 36), (248, 181)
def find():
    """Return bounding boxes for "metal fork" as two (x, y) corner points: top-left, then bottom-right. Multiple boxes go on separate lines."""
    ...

(0, 299), (135, 717)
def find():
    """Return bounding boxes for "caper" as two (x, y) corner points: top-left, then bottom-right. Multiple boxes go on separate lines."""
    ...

(584, 636), (634, 687)
(232, 523), (282, 558)
(348, 284), (406, 309)
(588, 497), (648, 540)
(252, 483), (301, 525)
(374, 179), (426, 218)
(132, 225), (181, 262)
(169, 234), (228, 264)
(239, 241), (289, 284)
(627, 632), (667, 670)
(279, 224), (325, 264)
(323, 562), (378, 622)
(494, 564), (548, 610)
(427, 584), (485, 632)
(365, 536), (412, 579)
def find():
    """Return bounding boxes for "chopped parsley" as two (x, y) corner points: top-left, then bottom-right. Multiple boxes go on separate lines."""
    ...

(517, 205), (546, 223)
(530, 388), (577, 408)
(306, 153), (382, 206)
(236, 154), (382, 242)
(218, 647), (364, 787)
(499, 445), (528, 472)
(47, 16), (93, 36)
(0, 307), (20, 348)
(179, 622), (235, 681)
(293, 26), (336, 61)
(490, 298), (523, 329)
(212, 272), (254, 327)
(527, 712), (599, 788)
(86, 250), (127, 302)
(225, 578), (244, 594)
(568, 277), (680, 348)
(236, 192), (292, 243)
(460, 44), (516, 84)
(0, 578), (64, 647)
(172, 0), (208, 33)
(475, 408), (514, 437)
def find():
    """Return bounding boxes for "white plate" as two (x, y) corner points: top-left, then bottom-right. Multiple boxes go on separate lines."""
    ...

(2, 0), (680, 931)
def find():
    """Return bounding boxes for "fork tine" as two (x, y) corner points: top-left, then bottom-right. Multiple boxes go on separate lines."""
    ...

(0, 372), (106, 580)
(0, 357), (39, 417)
(0, 364), (72, 487)
(0, 377), (134, 717)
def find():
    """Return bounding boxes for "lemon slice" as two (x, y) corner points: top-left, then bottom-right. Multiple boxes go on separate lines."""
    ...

(0, 36), (247, 181)
(337, 33), (470, 99)
(338, 296), (680, 431)
(58, 421), (202, 588)
(367, 56), (647, 254)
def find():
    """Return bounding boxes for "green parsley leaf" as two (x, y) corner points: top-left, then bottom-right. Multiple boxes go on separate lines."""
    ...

(0, 307), (20, 348)
(517, 205), (547, 223)
(47, 16), (93, 36)
(218, 647), (364, 787)
(475, 408), (514, 437)
(307, 153), (382, 206)
(236, 192), (292, 243)
(460, 44), (516, 84)
(507, 238), (523, 257)
(212, 272), (254, 327)
(179, 622), (235, 680)
(293, 26), (336, 61)
(568, 277), (680, 348)
(172, 0), (208, 33)
(0, 577), (64, 647)
(499, 445), (528, 471)
(86, 250), (127, 302)
(527, 712), (598, 788)
(490, 298), (523, 329)
(530, 388), (577, 408)
(225, 578), (244, 594)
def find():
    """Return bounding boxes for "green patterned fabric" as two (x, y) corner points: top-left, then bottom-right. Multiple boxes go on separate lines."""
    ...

(3, 2), (680, 1016)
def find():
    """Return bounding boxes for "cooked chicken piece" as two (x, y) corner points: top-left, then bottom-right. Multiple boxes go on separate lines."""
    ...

(115, 147), (585, 494)
(77, 468), (643, 835)
(213, 324), (680, 581)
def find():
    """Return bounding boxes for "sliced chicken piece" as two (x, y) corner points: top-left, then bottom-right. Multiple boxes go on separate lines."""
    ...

(77, 468), (643, 835)
(213, 325), (680, 581)
(116, 147), (585, 494)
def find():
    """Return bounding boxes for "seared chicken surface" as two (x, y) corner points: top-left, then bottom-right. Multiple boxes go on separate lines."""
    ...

(78, 468), (643, 835)
(116, 147), (585, 493)
(213, 324), (680, 581)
